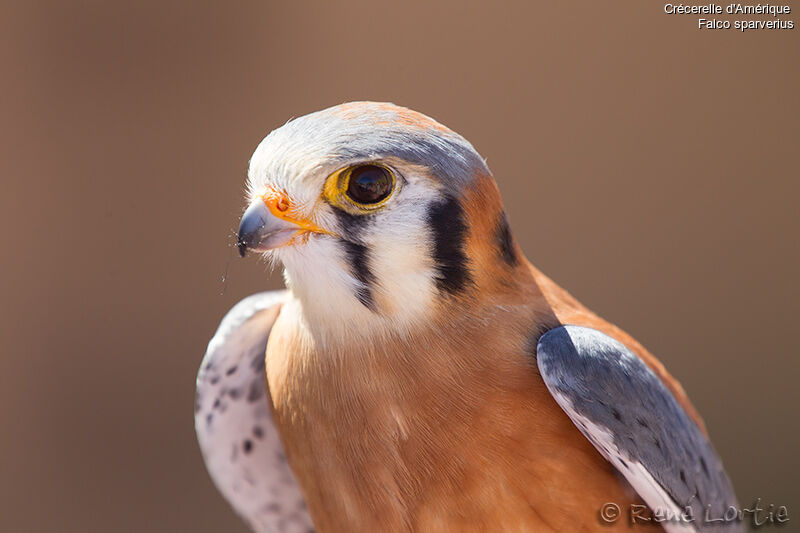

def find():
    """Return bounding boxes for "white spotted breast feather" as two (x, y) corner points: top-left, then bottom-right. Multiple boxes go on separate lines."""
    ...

(195, 291), (313, 533)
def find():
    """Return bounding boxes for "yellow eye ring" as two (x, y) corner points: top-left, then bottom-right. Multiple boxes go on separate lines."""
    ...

(323, 163), (397, 212)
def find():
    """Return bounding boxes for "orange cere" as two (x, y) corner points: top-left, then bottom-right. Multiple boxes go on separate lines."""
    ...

(259, 187), (333, 237)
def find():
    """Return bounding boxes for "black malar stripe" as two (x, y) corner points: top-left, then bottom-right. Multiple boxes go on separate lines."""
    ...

(427, 195), (473, 295)
(341, 239), (378, 311)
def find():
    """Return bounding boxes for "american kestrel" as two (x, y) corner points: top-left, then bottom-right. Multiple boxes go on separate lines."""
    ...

(195, 102), (741, 532)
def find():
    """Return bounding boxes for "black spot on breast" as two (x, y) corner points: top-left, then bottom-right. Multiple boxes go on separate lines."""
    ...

(250, 349), (265, 371)
(495, 211), (518, 266)
(243, 439), (253, 454)
(253, 426), (264, 439)
(225, 365), (238, 376)
(228, 387), (242, 400)
(247, 379), (264, 403)
(427, 196), (473, 295)
(341, 240), (377, 311)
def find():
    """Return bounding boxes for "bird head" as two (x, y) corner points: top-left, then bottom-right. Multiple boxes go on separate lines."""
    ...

(238, 102), (521, 339)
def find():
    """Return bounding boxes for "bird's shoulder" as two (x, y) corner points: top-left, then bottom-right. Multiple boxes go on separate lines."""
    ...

(528, 265), (706, 433)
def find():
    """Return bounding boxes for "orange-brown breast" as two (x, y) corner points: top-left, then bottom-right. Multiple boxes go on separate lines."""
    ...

(264, 175), (700, 532)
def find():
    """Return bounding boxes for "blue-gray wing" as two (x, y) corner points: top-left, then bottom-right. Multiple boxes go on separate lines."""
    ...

(536, 325), (742, 533)
(195, 291), (313, 533)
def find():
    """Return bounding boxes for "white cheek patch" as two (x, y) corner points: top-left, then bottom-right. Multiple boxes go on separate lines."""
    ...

(279, 237), (362, 314)
(364, 189), (440, 315)
(367, 228), (437, 326)
(276, 228), (437, 342)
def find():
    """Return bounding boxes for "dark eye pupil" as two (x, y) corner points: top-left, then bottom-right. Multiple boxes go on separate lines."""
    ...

(346, 165), (393, 205)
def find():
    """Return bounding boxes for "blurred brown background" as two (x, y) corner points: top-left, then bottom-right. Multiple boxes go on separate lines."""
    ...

(0, 1), (797, 531)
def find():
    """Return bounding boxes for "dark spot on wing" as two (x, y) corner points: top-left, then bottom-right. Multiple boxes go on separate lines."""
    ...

(250, 349), (265, 371)
(700, 457), (709, 477)
(247, 379), (265, 403)
(495, 211), (518, 266)
(427, 196), (473, 295)
(341, 240), (377, 311)
(612, 408), (622, 421)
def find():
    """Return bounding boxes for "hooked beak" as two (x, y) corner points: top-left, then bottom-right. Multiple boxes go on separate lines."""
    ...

(236, 199), (302, 257)
(237, 191), (332, 257)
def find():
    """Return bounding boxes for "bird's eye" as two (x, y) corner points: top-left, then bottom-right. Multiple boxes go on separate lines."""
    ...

(345, 165), (394, 205)
(323, 163), (397, 212)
